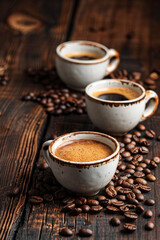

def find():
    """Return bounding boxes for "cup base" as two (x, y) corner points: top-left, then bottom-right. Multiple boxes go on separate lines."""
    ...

(66, 84), (85, 92)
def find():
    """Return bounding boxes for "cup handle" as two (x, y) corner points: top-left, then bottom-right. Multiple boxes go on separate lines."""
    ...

(141, 90), (159, 121)
(42, 140), (53, 165)
(106, 49), (120, 75)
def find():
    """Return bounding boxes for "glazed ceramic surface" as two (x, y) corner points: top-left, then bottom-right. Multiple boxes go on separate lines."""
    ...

(56, 41), (119, 91)
(85, 79), (159, 135)
(42, 131), (119, 196)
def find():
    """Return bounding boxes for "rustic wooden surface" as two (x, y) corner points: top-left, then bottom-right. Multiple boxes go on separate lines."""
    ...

(0, 0), (160, 239)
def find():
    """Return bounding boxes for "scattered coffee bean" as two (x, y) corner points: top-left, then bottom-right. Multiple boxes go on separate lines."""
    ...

(149, 72), (159, 80)
(144, 210), (153, 218)
(136, 205), (144, 214)
(135, 178), (147, 185)
(124, 211), (138, 220)
(59, 227), (73, 237)
(153, 156), (160, 164)
(78, 228), (93, 237)
(145, 222), (154, 230)
(90, 205), (103, 213)
(87, 199), (99, 206)
(123, 223), (136, 231)
(136, 193), (144, 202)
(139, 184), (151, 192)
(110, 217), (121, 226)
(139, 146), (149, 154)
(145, 199), (155, 206)
(61, 203), (76, 212)
(82, 205), (90, 213)
(146, 174), (156, 182)
(97, 195), (106, 201)
(106, 206), (119, 213)
(105, 186), (117, 198)
(137, 124), (146, 131)
(70, 207), (82, 216)
(117, 195), (126, 201)
(145, 129), (156, 139)
(150, 160), (157, 169)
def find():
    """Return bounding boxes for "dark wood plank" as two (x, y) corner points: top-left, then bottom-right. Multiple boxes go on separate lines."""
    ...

(0, 0), (75, 239)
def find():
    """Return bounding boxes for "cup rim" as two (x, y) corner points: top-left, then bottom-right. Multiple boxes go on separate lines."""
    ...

(56, 40), (110, 65)
(48, 131), (120, 166)
(85, 79), (146, 104)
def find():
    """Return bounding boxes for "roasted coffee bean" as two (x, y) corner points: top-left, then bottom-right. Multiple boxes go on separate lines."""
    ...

(62, 197), (75, 205)
(133, 131), (141, 137)
(143, 168), (151, 174)
(105, 186), (117, 198)
(139, 184), (151, 192)
(132, 134), (139, 142)
(133, 154), (143, 162)
(61, 203), (76, 212)
(136, 166), (143, 172)
(144, 210), (153, 218)
(112, 200), (124, 207)
(125, 156), (133, 162)
(100, 199), (111, 207)
(119, 142), (125, 147)
(87, 199), (99, 206)
(118, 188), (132, 195)
(144, 78), (156, 85)
(145, 222), (154, 230)
(149, 72), (159, 80)
(90, 205), (103, 213)
(132, 188), (141, 195)
(153, 156), (160, 164)
(124, 211), (138, 220)
(146, 174), (156, 182)
(59, 227), (73, 237)
(136, 205), (144, 214)
(78, 228), (93, 237)
(126, 143), (135, 151)
(123, 223), (136, 231)
(106, 206), (119, 213)
(139, 138), (151, 146)
(117, 195), (126, 201)
(150, 160), (157, 169)
(108, 180), (115, 186)
(125, 168), (135, 174)
(118, 164), (126, 171)
(135, 178), (147, 185)
(70, 207), (82, 216)
(126, 164), (136, 169)
(10, 186), (20, 196)
(120, 205), (129, 212)
(122, 180), (134, 189)
(139, 162), (147, 168)
(136, 193), (144, 201)
(82, 205), (90, 213)
(127, 178), (134, 184)
(139, 146), (149, 154)
(133, 171), (145, 178)
(125, 133), (133, 138)
(121, 151), (131, 158)
(145, 199), (155, 206)
(110, 217), (121, 226)
(130, 147), (139, 154)
(43, 194), (53, 202)
(120, 147), (125, 153)
(145, 129), (156, 139)
(127, 192), (136, 200)
(29, 196), (43, 204)
(137, 124), (146, 131)
(97, 195), (106, 201)
(123, 137), (131, 144)
(143, 159), (151, 165)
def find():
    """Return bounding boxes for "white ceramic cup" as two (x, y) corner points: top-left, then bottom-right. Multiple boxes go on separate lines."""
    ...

(42, 131), (119, 196)
(85, 79), (159, 135)
(55, 40), (120, 91)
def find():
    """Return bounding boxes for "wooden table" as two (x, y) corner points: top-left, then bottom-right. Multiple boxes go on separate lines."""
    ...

(0, 0), (160, 239)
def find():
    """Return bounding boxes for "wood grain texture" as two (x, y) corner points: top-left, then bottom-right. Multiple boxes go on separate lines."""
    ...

(0, 0), (160, 239)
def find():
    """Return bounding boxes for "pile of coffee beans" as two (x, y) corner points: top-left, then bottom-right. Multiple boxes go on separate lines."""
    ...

(109, 69), (159, 90)
(0, 63), (9, 86)
(22, 67), (86, 115)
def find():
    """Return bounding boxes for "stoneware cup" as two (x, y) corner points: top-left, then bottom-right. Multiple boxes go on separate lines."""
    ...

(55, 40), (120, 91)
(85, 79), (159, 135)
(42, 131), (119, 196)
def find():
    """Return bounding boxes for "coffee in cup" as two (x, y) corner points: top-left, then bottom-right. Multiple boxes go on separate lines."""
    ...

(65, 52), (102, 61)
(55, 139), (113, 162)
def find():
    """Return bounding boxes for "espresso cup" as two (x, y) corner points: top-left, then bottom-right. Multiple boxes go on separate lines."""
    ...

(85, 79), (159, 135)
(42, 131), (119, 196)
(55, 40), (120, 91)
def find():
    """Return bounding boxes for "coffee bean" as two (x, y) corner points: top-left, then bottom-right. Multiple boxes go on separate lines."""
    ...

(144, 78), (155, 85)
(149, 72), (159, 80)
(106, 206), (119, 213)
(139, 184), (151, 192)
(150, 160), (157, 169)
(105, 186), (117, 198)
(126, 143), (135, 151)
(100, 199), (111, 207)
(124, 211), (138, 220)
(10, 186), (20, 196)
(137, 124), (146, 131)
(136, 193), (144, 202)
(153, 156), (160, 164)
(135, 178), (147, 185)
(82, 205), (90, 213)
(122, 151), (131, 158)
(146, 174), (156, 182)
(87, 199), (99, 206)
(70, 207), (82, 216)
(117, 195), (126, 201)
(143, 168), (151, 174)
(112, 200), (124, 207)
(125, 133), (133, 138)
(123, 223), (136, 231)
(97, 195), (106, 201)
(145, 222), (154, 230)
(123, 137), (131, 144)
(139, 146), (149, 154)
(132, 135), (139, 143)
(133, 131), (141, 137)
(61, 203), (76, 212)
(139, 138), (151, 146)
(59, 227), (73, 237)
(133, 171), (145, 178)
(118, 188), (132, 194)
(126, 164), (136, 169)
(110, 217), (121, 226)
(119, 205), (129, 212)
(136, 205), (144, 214)
(133, 154), (143, 162)
(122, 180), (134, 189)
(136, 166), (143, 172)
(118, 164), (126, 171)
(119, 142), (125, 147)
(29, 196), (43, 204)
(145, 199), (155, 206)
(90, 205), (103, 213)
(144, 210), (153, 218)
(78, 228), (93, 237)
(125, 156), (133, 162)
(126, 192), (135, 200)
(62, 197), (75, 205)
(125, 168), (135, 174)
(143, 159), (151, 165)
(145, 129), (156, 139)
